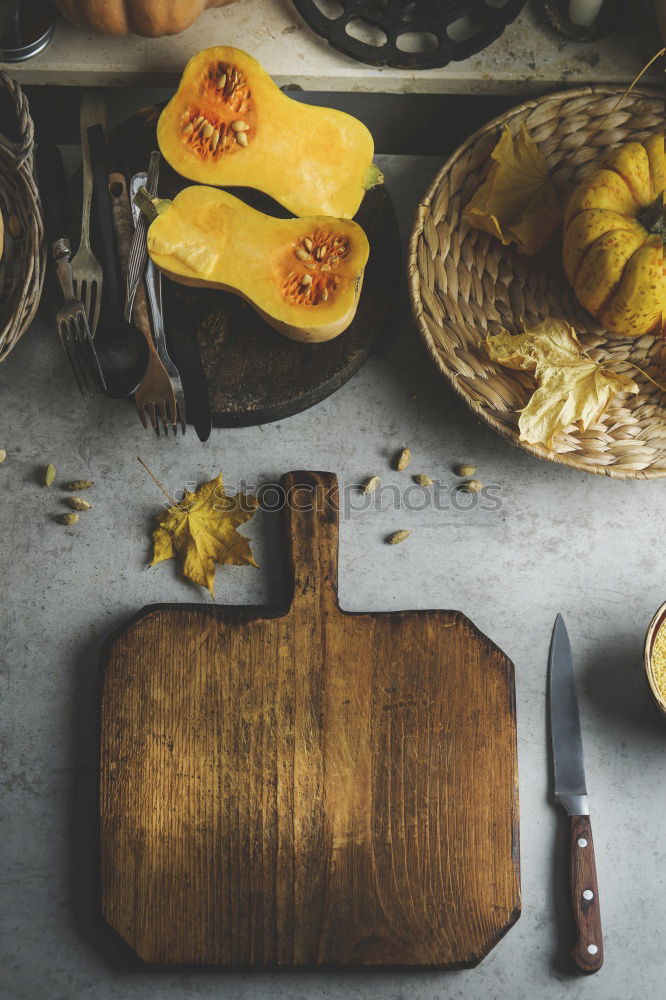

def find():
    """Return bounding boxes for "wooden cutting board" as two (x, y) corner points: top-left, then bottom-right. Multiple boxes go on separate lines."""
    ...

(100, 471), (520, 967)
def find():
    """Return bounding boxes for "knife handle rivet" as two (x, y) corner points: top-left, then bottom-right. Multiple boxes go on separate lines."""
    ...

(583, 889), (594, 900)
(577, 837), (588, 848)
(587, 944), (598, 955)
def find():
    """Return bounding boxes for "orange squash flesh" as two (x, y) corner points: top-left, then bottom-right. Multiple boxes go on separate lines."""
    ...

(146, 186), (370, 343)
(563, 136), (665, 338)
(157, 47), (380, 219)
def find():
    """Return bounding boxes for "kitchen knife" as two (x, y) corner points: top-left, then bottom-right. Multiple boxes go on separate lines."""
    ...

(549, 614), (603, 974)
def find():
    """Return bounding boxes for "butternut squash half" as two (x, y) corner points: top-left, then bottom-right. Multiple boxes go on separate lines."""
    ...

(144, 186), (370, 343)
(157, 46), (382, 218)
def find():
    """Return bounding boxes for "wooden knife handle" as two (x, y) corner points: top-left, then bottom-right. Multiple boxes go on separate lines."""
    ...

(107, 171), (154, 350)
(569, 814), (603, 973)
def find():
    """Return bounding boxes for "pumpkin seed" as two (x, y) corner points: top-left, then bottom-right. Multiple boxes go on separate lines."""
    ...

(413, 474), (433, 487)
(459, 479), (482, 493)
(387, 530), (410, 545)
(454, 463), (477, 477)
(0, 449), (6, 464)
(231, 120), (249, 131)
(194, 115), (204, 127)
(295, 248), (310, 261)
(338, 243), (348, 255)
(55, 513), (78, 526)
(235, 132), (249, 147)
(361, 474), (380, 493)
(300, 273), (313, 287)
(395, 447), (411, 471)
(182, 122), (194, 135)
(320, 286), (329, 302)
(65, 497), (92, 511)
(321, 263), (331, 272)
(315, 245), (326, 260)
(211, 129), (220, 151)
(216, 73), (227, 90)
(202, 122), (214, 139)
(44, 463), (56, 487)
(65, 480), (94, 490)
(303, 237), (313, 251)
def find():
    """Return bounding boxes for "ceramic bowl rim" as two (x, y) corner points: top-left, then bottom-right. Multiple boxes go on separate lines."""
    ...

(644, 601), (666, 715)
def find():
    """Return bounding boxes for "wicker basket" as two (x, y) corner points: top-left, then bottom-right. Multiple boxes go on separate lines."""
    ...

(409, 86), (665, 479)
(0, 71), (45, 363)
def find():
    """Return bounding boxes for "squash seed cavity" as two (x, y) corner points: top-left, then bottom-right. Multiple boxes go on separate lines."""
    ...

(180, 60), (254, 160)
(283, 230), (351, 306)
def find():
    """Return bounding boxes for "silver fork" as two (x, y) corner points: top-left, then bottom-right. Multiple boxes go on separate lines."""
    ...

(130, 169), (186, 435)
(70, 93), (105, 335)
(54, 238), (106, 398)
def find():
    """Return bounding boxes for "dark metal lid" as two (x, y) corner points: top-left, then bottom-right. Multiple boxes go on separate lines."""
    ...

(0, 1), (56, 63)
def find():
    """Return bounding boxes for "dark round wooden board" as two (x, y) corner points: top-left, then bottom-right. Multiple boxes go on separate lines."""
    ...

(105, 107), (401, 427)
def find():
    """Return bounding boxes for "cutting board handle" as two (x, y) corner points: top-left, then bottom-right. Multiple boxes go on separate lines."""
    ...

(281, 471), (339, 613)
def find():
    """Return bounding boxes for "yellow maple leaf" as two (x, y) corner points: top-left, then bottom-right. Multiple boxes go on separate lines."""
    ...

(485, 318), (639, 448)
(463, 125), (564, 256)
(150, 472), (258, 596)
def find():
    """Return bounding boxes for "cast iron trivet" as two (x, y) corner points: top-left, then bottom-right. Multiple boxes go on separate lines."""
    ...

(291, 0), (526, 70)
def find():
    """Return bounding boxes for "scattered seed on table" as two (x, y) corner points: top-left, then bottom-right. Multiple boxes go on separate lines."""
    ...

(395, 447), (411, 471)
(413, 474), (433, 487)
(361, 475), (380, 494)
(44, 463), (56, 487)
(387, 529), (410, 545)
(65, 497), (92, 511)
(54, 513), (78, 526)
(454, 463), (476, 477)
(459, 479), (482, 493)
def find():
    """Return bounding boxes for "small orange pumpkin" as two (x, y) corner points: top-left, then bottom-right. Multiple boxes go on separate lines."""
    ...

(562, 136), (664, 338)
(54, 0), (235, 37)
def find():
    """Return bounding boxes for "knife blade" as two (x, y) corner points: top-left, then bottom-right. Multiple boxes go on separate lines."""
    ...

(549, 614), (603, 974)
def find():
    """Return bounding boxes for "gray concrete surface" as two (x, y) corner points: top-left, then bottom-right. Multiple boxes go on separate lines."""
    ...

(2, 153), (665, 1000)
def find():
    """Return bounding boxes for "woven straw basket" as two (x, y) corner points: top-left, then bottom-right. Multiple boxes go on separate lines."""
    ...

(409, 86), (665, 479)
(0, 72), (45, 364)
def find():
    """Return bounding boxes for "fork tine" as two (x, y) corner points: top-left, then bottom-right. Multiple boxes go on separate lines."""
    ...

(59, 322), (88, 398)
(79, 279), (89, 321)
(156, 401), (170, 436)
(166, 399), (179, 436)
(68, 314), (94, 399)
(161, 399), (174, 436)
(146, 403), (160, 436)
(136, 400), (148, 429)
(68, 317), (97, 400)
(66, 316), (95, 399)
(176, 397), (187, 435)
(74, 314), (107, 394)
(89, 280), (101, 337)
